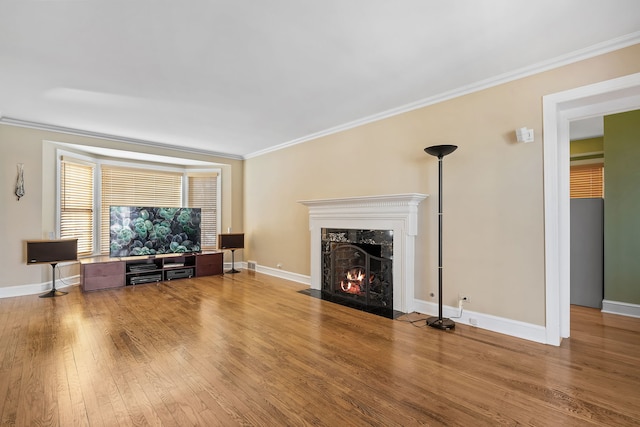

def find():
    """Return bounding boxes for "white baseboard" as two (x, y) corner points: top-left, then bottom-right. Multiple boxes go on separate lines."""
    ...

(602, 299), (640, 318)
(247, 263), (311, 285)
(0, 276), (79, 299)
(251, 264), (547, 344)
(413, 299), (548, 344)
(1, 268), (547, 345)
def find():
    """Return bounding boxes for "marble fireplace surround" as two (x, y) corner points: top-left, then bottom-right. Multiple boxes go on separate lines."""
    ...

(299, 193), (428, 314)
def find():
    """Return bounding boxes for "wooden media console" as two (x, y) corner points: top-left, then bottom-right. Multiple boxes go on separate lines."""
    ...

(80, 251), (223, 291)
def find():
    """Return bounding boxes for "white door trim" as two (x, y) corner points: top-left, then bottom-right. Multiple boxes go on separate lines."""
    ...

(543, 72), (640, 345)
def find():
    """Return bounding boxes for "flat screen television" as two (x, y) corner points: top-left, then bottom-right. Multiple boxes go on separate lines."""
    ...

(109, 206), (201, 257)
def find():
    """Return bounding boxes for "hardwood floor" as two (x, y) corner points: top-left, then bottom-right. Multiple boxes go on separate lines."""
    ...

(0, 272), (639, 426)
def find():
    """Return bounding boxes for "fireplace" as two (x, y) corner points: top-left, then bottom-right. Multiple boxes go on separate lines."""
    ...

(299, 193), (428, 315)
(322, 228), (394, 317)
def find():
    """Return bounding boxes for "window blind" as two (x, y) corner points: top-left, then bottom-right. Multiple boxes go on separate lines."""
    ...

(60, 159), (95, 256)
(570, 163), (604, 198)
(188, 173), (218, 250)
(101, 166), (183, 254)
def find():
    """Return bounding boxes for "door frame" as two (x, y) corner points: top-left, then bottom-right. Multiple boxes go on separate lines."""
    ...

(543, 72), (640, 345)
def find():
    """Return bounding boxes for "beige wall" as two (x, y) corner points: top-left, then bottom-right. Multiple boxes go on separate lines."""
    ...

(244, 44), (640, 326)
(1, 125), (45, 287)
(2, 43), (639, 326)
(0, 125), (244, 289)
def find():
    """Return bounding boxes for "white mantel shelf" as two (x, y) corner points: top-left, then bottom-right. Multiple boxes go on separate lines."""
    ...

(299, 193), (428, 208)
(299, 193), (428, 314)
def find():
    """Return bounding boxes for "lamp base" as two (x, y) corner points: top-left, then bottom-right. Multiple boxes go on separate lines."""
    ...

(39, 289), (68, 298)
(426, 317), (455, 330)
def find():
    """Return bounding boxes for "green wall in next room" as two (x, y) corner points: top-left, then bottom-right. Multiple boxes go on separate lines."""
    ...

(604, 109), (640, 305)
(570, 137), (603, 160)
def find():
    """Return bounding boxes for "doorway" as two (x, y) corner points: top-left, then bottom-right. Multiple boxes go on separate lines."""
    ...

(568, 120), (604, 309)
(542, 72), (640, 346)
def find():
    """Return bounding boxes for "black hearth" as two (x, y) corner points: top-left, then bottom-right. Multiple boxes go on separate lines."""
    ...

(321, 229), (394, 318)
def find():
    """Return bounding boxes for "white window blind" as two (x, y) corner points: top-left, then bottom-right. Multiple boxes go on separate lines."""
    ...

(570, 163), (604, 198)
(60, 159), (95, 256)
(101, 166), (183, 254)
(188, 173), (218, 250)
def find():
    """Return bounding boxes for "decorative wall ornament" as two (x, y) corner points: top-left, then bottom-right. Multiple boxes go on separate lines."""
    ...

(15, 163), (25, 200)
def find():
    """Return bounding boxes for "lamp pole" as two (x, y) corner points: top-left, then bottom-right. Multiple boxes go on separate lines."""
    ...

(424, 144), (457, 330)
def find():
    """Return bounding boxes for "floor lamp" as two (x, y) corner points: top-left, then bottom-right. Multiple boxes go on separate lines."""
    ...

(424, 144), (458, 330)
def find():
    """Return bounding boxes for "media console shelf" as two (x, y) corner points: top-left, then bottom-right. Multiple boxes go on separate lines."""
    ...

(81, 251), (223, 291)
(125, 255), (196, 285)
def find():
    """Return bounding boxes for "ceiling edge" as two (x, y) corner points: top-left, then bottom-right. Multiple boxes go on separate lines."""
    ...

(1, 31), (638, 162)
(0, 117), (244, 161)
(244, 31), (640, 160)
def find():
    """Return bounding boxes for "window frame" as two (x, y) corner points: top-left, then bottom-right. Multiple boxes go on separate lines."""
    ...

(56, 151), (97, 257)
(186, 170), (222, 251)
(569, 156), (604, 199)
(56, 149), (222, 257)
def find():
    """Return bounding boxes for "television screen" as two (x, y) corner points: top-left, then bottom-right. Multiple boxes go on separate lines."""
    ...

(109, 206), (201, 257)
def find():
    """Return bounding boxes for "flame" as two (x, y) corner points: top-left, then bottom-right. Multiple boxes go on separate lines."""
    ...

(347, 270), (365, 282)
(340, 281), (362, 294)
(340, 269), (365, 294)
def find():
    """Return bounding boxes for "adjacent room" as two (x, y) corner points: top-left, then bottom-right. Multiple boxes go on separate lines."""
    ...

(1, 1), (640, 425)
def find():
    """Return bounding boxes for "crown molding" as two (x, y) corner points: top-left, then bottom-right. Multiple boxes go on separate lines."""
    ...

(2, 32), (638, 162)
(0, 117), (244, 161)
(245, 32), (640, 160)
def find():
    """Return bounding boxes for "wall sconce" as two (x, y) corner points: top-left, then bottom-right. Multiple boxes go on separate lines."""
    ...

(515, 127), (534, 143)
(15, 163), (25, 200)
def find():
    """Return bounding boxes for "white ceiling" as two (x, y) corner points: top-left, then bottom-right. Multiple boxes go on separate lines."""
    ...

(1, 1), (639, 159)
(570, 117), (604, 141)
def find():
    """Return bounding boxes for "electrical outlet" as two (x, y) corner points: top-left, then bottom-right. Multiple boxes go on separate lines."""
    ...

(458, 294), (470, 303)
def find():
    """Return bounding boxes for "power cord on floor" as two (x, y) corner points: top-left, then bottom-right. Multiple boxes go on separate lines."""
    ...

(53, 262), (79, 288)
(396, 314), (430, 328)
(397, 299), (465, 327)
(449, 299), (465, 319)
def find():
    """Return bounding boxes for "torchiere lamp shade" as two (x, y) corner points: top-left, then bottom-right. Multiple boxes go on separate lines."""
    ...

(424, 144), (458, 158)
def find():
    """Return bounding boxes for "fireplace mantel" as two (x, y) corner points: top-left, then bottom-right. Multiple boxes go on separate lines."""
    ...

(299, 193), (428, 314)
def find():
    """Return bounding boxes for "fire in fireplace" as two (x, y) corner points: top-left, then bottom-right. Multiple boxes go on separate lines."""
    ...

(340, 268), (365, 294)
(321, 228), (394, 318)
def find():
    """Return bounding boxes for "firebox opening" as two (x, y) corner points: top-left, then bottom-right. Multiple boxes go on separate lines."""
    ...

(321, 228), (398, 319)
